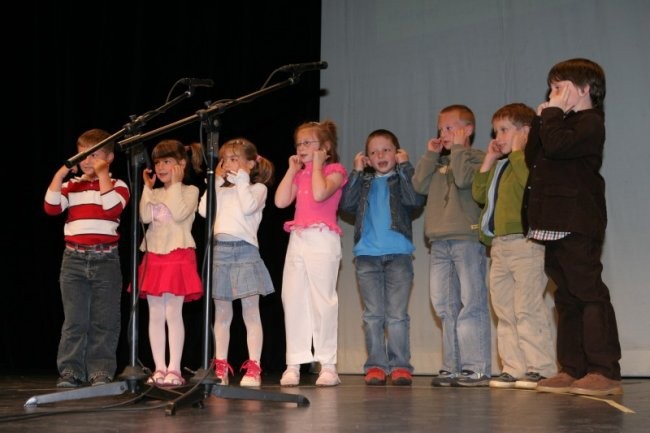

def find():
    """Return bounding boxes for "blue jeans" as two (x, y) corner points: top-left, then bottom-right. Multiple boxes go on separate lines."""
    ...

(429, 240), (491, 375)
(57, 248), (122, 381)
(355, 254), (414, 373)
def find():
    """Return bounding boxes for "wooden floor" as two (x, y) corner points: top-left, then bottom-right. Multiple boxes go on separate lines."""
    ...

(1, 373), (648, 433)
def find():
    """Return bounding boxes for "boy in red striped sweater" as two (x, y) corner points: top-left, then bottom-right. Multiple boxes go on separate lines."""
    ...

(44, 128), (130, 388)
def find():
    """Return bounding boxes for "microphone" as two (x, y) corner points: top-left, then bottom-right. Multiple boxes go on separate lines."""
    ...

(180, 78), (214, 87)
(279, 61), (328, 73)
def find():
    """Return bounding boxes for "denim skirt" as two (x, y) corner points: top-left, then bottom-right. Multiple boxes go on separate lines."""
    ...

(212, 240), (275, 301)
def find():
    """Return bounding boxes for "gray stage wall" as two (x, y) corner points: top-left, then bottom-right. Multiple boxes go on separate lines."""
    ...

(321, 0), (650, 376)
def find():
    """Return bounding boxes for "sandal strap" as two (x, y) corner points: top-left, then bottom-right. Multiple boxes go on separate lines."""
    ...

(163, 370), (186, 386)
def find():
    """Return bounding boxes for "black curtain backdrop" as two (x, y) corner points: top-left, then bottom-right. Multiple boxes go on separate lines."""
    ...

(6, 2), (322, 376)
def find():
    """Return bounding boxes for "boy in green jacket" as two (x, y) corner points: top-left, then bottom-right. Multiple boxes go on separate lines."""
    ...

(472, 103), (557, 390)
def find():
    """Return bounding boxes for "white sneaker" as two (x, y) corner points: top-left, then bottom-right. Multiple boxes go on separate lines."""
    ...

(280, 367), (300, 386)
(315, 367), (340, 387)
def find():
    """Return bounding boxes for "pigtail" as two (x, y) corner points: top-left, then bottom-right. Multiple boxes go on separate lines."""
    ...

(252, 155), (275, 186)
(186, 142), (204, 174)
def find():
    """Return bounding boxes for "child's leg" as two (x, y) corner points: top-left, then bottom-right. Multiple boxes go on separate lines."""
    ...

(384, 254), (414, 372)
(214, 300), (234, 360)
(545, 234), (621, 380)
(164, 293), (185, 373)
(241, 295), (262, 361)
(147, 295), (167, 373)
(510, 237), (556, 378)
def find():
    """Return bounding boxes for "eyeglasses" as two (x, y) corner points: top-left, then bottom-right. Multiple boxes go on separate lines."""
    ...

(295, 140), (320, 148)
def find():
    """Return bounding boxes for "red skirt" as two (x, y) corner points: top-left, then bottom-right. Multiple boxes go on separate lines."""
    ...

(136, 248), (203, 302)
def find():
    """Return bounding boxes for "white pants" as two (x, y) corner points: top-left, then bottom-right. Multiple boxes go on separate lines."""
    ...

(281, 227), (341, 366)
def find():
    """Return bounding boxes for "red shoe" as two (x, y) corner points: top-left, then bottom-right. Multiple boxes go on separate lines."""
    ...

(213, 358), (234, 385)
(240, 360), (262, 387)
(364, 367), (386, 386)
(391, 368), (412, 386)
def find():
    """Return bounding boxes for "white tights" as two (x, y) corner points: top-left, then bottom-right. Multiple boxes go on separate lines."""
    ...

(147, 293), (185, 373)
(213, 295), (262, 363)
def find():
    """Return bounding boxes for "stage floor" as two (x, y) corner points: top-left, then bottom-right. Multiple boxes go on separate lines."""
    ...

(1, 373), (648, 433)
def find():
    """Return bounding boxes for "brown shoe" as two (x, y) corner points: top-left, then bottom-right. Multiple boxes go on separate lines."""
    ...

(536, 372), (576, 393)
(569, 373), (623, 396)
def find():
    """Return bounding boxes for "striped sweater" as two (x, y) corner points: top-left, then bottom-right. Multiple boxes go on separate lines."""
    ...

(44, 176), (130, 245)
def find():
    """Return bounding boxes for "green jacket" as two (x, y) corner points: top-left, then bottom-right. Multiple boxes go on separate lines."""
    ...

(472, 150), (528, 246)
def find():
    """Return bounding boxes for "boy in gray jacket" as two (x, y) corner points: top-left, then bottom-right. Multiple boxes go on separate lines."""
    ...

(412, 105), (491, 387)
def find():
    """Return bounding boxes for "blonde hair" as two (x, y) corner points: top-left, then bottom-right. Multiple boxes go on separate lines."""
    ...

(439, 104), (476, 144)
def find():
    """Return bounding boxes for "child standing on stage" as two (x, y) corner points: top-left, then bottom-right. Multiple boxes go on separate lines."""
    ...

(472, 103), (557, 390)
(44, 128), (130, 388)
(524, 58), (623, 396)
(339, 129), (425, 386)
(412, 104), (492, 387)
(275, 119), (348, 387)
(138, 139), (204, 387)
(198, 138), (275, 387)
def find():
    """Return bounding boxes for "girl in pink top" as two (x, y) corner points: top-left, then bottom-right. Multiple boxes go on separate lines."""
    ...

(275, 119), (347, 387)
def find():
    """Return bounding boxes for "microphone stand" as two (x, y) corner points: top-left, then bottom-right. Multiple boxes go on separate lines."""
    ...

(25, 87), (200, 409)
(118, 72), (313, 413)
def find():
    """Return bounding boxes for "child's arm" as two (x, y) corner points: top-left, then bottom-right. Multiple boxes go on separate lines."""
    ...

(395, 150), (425, 209)
(412, 138), (442, 194)
(44, 164), (72, 215)
(479, 139), (501, 173)
(197, 189), (207, 218)
(449, 145), (484, 189)
(274, 155), (301, 208)
(164, 183), (199, 222)
(311, 149), (344, 202)
(471, 170), (489, 206)
(95, 159), (128, 217)
(47, 164), (72, 193)
(509, 129), (530, 187)
(339, 172), (362, 214)
(94, 159), (113, 195)
(230, 170), (267, 215)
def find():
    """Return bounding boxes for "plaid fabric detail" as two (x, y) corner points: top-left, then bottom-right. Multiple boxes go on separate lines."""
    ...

(527, 229), (570, 241)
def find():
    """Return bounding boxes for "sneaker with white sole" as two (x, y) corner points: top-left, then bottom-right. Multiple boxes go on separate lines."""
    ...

(239, 360), (262, 387)
(515, 372), (546, 390)
(455, 370), (490, 387)
(489, 372), (517, 389)
(280, 366), (300, 386)
(431, 370), (457, 387)
(56, 371), (83, 388)
(315, 367), (340, 387)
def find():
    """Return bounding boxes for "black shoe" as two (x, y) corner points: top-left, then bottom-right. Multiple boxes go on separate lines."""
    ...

(57, 372), (83, 388)
(455, 370), (489, 387)
(431, 370), (457, 387)
(90, 374), (112, 386)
